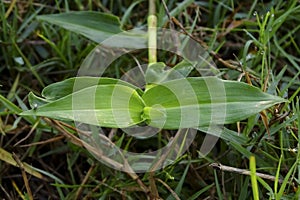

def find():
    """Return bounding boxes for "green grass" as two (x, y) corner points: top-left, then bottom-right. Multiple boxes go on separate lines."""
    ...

(0, 0), (299, 199)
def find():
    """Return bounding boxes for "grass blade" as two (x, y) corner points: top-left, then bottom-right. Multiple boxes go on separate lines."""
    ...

(0, 148), (44, 180)
(0, 94), (36, 124)
(187, 184), (214, 200)
(166, 161), (190, 200)
(214, 170), (223, 200)
(276, 161), (297, 199)
(274, 154), (283, 194)
(238, 176), (250, 200)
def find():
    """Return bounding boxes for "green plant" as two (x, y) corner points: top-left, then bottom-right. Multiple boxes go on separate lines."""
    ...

(19, 5), (287, 175)
(21, 75), (285, 130)
(1, 0), (299, 199)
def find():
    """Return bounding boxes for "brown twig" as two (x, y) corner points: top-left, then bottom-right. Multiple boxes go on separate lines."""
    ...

(12, 153), (33, 200)
(19, 135), (65, 147)
(171, 17), (246, 74)
(161, 0), (180, 54)
(149, 171), (160, 199)
(44, 118), (149, 194)
(75, 164), (96, 200)
(210, 163), (286, 184)
(155, 178), (180, 200)
(14, 119), (40, 146)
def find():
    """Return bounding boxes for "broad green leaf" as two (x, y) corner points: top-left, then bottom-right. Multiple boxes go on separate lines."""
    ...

(142, 77), (286, 129)
(38, 11), (121, 42)
(28, 92), (50, 109)
(41, 77), (143, 101)
(145, 61), (194, 85)
(21, 84), (145, 128)
(21, 76), (286, 132)
(37, 11), (147, 48)
(172, 60), (194, 77)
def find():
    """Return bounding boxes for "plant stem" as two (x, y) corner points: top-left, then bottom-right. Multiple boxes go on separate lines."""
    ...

(250, 156), (259, 200)
(148, 0), (157, 63)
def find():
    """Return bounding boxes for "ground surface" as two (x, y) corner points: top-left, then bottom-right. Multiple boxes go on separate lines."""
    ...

(0, 1), (299, 199)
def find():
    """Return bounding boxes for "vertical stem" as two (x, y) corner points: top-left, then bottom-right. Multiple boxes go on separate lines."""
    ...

(149, 0), (155, 16)
(148, 0), (157, 63)
(250, 156), (259, 200)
